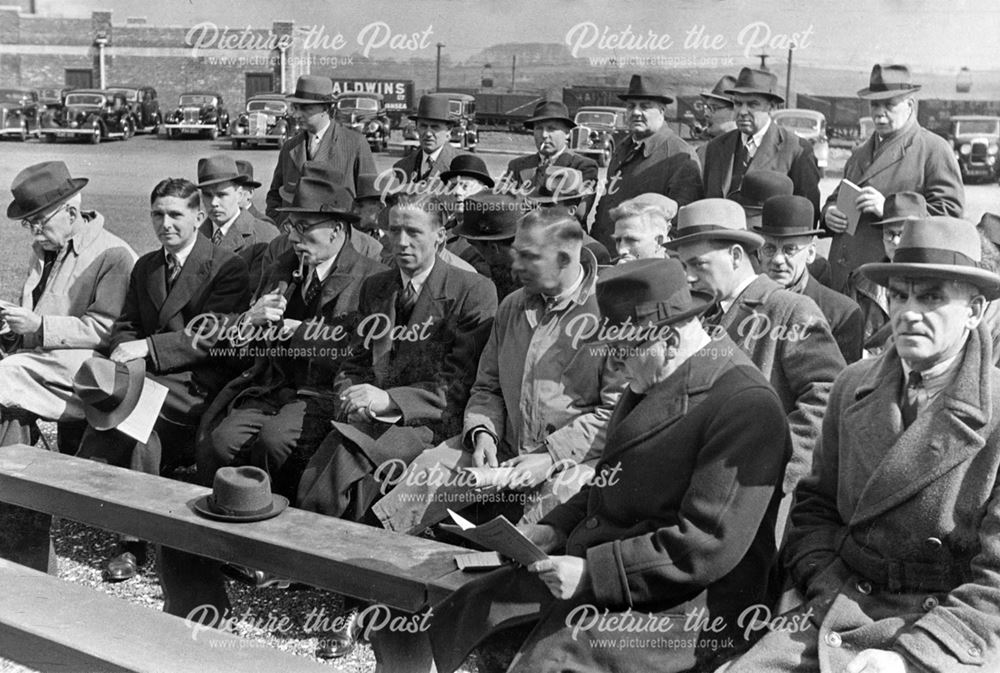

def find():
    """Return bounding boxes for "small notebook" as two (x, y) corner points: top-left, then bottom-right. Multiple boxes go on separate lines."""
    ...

(836, 179), (864, 235)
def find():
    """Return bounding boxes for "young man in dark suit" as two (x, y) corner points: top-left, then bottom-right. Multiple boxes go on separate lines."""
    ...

(392, 95), (468, 184)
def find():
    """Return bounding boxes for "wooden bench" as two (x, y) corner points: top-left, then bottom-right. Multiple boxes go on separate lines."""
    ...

(0, 443), (479, 669)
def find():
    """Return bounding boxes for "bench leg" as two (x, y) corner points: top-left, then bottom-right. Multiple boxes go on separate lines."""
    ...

(370, 630), (438, 673)
(157, 545), (230, 626)
(0, 503), (55, 574)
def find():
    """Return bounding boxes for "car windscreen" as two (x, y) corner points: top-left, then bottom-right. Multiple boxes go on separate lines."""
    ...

(774, 115), (819, 131)
(65, 94), (105, 107)
(954, 120), (1000, 136)
(339, 98), (378, 111)
(179, 95), (217, 107)
(248, 100), (287, 113)
(575, 112), (616, 126)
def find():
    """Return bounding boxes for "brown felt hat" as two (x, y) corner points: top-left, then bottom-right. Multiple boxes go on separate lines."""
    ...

(7, 161), (88, 220)
(725, 67), (784, 104)
(665, 199), (764, 251)
(286, 75), (335, 104)
(196, 155), (250, 189)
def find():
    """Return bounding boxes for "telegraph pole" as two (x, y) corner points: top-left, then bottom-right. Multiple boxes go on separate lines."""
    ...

(511, 54), (517, 91)
(435, 42), (444, 92)
(785, 43), (795, 106)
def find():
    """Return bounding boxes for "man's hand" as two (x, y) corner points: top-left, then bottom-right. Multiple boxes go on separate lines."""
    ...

(0, 307), (42, 335)
(472, 432), (499, 468)
(855, 186), (886, 218)
(110, 339), (149, 363)
(845, 649), (913, 673)
(824, 205), (849, 233)
(517, 523), (566, 554)
(528, 556), (589, 600)
(502, 453), (555, 489)
(340, 383), (395, 418)
(245, 292), (287, 326)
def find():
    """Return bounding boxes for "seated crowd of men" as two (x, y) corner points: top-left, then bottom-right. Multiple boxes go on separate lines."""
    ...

(1, 62), (999, 673)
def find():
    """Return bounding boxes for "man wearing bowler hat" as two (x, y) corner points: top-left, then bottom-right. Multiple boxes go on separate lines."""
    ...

(393, 94), (469, 184)
(667, 199), (845, 539)
(501, 100), (599, 223)
(727, 216), (1000, 673)
(757, 195), (864, 363)
(823, 64), (964, 293)
(0, 161), (136, 573)
(436, 155), (493, 277)
(702, 67), (821, 219)
(370, 257), (790, 673)
(235, 158), (275, 227)
(267, 75), (376, 223)
(592, 73), (702, 252)
(196, 154), (277, 292)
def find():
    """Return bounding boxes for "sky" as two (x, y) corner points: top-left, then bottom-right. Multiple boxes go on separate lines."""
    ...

(34, 0), (1000, 73)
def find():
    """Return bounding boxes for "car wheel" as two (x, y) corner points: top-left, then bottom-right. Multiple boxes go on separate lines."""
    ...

(209, 126), (219, 141)
(90, 125), (101, 144)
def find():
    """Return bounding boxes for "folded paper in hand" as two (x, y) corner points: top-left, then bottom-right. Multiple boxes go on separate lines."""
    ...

(836, 179), (864, 235)
(441, 509), (549, 570)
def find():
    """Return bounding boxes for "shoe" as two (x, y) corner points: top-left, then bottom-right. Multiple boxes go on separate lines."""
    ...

(104, 552), (139, 582)
(315, 607), (360, 659)
(221, 563), (293, 589)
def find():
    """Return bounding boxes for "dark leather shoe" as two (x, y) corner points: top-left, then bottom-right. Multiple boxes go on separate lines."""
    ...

(221, 563), (293, 589)
(104, 552), (139, 582)
(315, 607), (360, 659)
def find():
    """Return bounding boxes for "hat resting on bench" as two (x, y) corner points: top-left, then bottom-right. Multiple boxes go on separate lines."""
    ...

(194, 466), (289, 522)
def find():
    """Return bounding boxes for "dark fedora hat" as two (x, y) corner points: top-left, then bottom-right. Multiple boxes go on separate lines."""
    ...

(194, 466), (288, 523)
(595, 258), (715, 340)
(454, 193), (530, 241)
(72, 356), (146, 432)
(526, 167), (593, 205)
(196, 155), (250, 189)
(409, 94), (455, 125)
(725, 67), (784, 103)
(276, 165), (359, 222)
(757, 195), (824, 238)
(701, 75), (736, 105)
(875, 191), (927, 226)
(861, 217), (1000, 300)
(619, 74), (674, 105)
(523, 100), (575, 129)
(235, 159), (262, 189)
(665, 198), (764, 251)
(355, 173), (382, 202)
(737, 170), (795, 213)
(439, 154), (495, 188)
(857, 64), (921, 100)
(7, 161), (89, 220)
(286, 75), (335, 104)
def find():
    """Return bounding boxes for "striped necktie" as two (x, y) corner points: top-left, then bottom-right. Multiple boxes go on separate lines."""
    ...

(211, 227), (224, 246)
(395, 280), (417, 325)
(165, 253), (182, 291)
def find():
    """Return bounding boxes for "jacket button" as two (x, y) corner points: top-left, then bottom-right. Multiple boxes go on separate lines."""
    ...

(585, 518), (599, 529)
(924, 537), (943, 550)
(825, 632), (842, 648)
(921, 596), (939, 611)
(856, 580), (872, 595)
(968, 646), (982, 659)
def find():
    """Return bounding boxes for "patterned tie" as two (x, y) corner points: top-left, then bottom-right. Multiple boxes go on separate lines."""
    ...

(31, 250), (58, 307)
(165, 253), (182, 291)
(422, 154), (435, 181)
(901, 371), (924, 428)
(302, 268), (322, 307)
(731, 137), (755, 194)
(211, 227), (225, 246)
(395, 280), (418, 326)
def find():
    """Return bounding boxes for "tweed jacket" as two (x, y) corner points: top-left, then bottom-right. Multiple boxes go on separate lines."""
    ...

(502, 150), (600, 221)
(823, 117), (964, 292)
(780, 326), (1000, 673)
(265, 120), (376, 221)
(198, 209), (277, 293)
(716, 274), (846, 493)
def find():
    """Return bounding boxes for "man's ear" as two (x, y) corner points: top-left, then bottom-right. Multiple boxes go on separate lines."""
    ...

(806, 242), (817, 264)
(968, 294), (987, 328)
(556, 249), (572, 268)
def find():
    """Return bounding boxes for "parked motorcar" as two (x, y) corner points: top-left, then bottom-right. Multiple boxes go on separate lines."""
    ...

(444, 93), (478, 151)
(948, 115), (1000, 183)
(163, 91), (229, 139)
(0, 88), (41, 141)
(772, 108), (829, 172)
(38, 89), (133, 144)
(36, 87), (69, 111)
(106, 85), (161, 134)
(335, 92), (390, 152)
(570, 106), (628, 167)
(230, 94), (299, 149)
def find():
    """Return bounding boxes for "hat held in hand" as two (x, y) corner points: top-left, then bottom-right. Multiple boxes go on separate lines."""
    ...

(194, 466), (289, 522)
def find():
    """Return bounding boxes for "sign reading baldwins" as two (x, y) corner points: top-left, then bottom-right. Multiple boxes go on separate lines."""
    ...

(331, 78), (414, 112)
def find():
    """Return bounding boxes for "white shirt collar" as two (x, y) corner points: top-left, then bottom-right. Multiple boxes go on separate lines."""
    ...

(541, 266), (586, 309)
(744, 117), (771, 149)
(303, 254), (338, 293)
(400, 258), (436, 296)
(312, 118), (331, 142)
(212, 211), (240, 239)
(720, 274), (758, 315)
(900, 347), (964, 402)
(540, 146), (566, 164)
(165, 235), (198, 267)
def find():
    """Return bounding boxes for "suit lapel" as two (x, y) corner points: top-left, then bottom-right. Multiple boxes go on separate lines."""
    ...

(518, 155), (541, 185)
(406, 258), (448, 329)
(144, 250), (168, 310)
(317, 244), (362, 310)
(749, 123), (781, 174)
(713, 131), (739, 196)
(158, 235), (213, 325)
(855, 122), (917, 184)
(371, 274), (399, 368)
(291, 132), (308, 169)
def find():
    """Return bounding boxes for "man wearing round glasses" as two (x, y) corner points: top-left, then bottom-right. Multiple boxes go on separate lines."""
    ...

(0, 161), (136, 573)
(756, 195), (864, 363)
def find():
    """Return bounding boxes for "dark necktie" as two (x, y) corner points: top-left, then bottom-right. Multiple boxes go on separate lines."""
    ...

(211, 227), (225, 246)
(421, 154), (435, 181)
(165, 253), (182, 292)
(31, 250), (58, 307)
(621, 139), (642, 167)
(731, 137), (753, 194)
(303, 269), (322, 307)
(395, 280), (417, 326)
(533, 156), (551, 189)
(901, 371), (924, 428)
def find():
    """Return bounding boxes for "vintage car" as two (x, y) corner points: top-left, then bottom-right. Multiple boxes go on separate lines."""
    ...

(570, 106), (628, 167)
(163, 91), (230, 139)
(949, 115), (1000, 183)
(230, 94), (299, 149)
(38, 89), (133, 144)
(36, 87), (69, 111)
(0, 88), (41, 141)
(106, 85), (161, 134)
(335, 92), (390, 152)
(772, 108), (829, 172)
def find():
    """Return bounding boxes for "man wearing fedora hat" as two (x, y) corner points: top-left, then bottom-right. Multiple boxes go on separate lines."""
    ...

(393, 94), (469, 185)
(196, 154), (277, 292)
(823, 64), (964, 293)
(758, 195), (864, 363)
(592, 74), (702, 253)
(371, 258), (790, 673)
(702, 67), (821, 220)
(267, 75), (375, 223)
(667, 198), (845, 538)
(698, 74), (738, 142)
(453, 192), (531, 300)
(501, 100), (599, 222)
(0, 160), (137, 573)
(76, 177), (250, 581)
(727, 216), (1000, 673)
(235, 158), (275, 227)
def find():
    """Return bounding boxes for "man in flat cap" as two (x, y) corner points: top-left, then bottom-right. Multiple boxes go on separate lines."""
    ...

(727, 216), (1000, 673)
(823, 64), (964, 293)
(0, 161), (136, 573)
(267, 75), (376, 223)
(702, 67), (821, 220)
(592, 74), (703, 252)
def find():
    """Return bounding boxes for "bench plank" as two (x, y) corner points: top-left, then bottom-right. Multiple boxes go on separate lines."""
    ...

(0, 557), (330, 673)
(0, 444), (473, 611)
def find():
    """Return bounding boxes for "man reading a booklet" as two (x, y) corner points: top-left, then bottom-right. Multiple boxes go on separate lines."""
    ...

(371, 258), (791, 673)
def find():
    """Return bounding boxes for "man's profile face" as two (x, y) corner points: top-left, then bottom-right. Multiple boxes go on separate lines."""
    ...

(416, 120), (450, 154)
(290, 102), (329, 132)
(676, 240), (742, 301)
(732, 94), (773, 137)
(510, 225), (565, 295)
(287, 217), (343, 266)
(151, 195), (202, 252)
(388, 206), (446, 275)
(533, 120), (571, 157)
(888, 277), (984, 370)
(200, 181), (242, 226)
(613, 215), (665, 262)
(625, 100), (665, 138)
